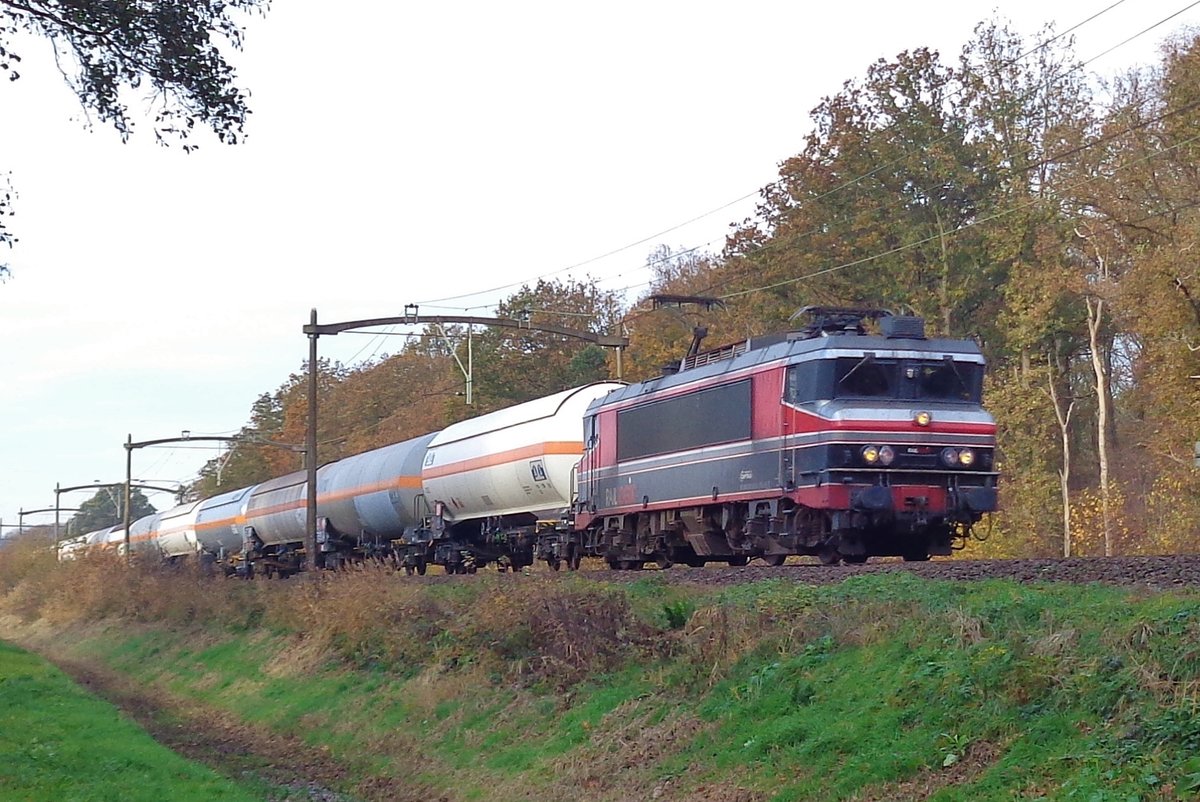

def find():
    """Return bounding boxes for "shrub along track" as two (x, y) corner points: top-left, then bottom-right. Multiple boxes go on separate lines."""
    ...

(27, 554), (1200, 800)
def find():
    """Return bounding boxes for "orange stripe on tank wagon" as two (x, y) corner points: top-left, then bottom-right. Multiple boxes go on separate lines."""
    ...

(195, 514), (247, 532)
(202, 476), (423, 525)
(320, 475), (422, 502)
(423, 441), (582, 480)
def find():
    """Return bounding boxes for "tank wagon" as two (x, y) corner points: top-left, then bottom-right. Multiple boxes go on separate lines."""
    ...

(574, 308), (998, 567)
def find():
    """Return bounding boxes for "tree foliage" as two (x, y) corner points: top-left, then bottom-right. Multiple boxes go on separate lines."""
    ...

(68, 488), (155, 535)
(0, 0), (268, 265)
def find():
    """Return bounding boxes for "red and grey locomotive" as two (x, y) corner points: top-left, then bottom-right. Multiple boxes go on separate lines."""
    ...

(574, 307), (997, 567)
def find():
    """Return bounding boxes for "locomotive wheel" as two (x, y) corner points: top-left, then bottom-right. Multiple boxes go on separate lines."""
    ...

(817, 549), (841, 566)
(655, 555), (673, 570)
(762, 554), (786, 567)
(404, 564), (415, 576)
(843, 554), (868, 564)
(902, 552), (930, 562)
(727, 556), (749, 567)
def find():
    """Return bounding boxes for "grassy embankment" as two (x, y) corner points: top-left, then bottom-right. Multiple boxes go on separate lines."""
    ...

(3, 538), (1200, 801)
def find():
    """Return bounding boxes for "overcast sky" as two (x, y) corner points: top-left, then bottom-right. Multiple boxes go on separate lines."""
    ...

(1, 0), (1196, 536)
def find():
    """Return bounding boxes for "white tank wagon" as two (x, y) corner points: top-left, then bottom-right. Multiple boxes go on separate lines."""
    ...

(102, 525), (128, 554)
(79, 525), (119, 554)
(421, 382), (624, 571)
(194, 484), (256, 560)
(155, 500), (205, 560)
(56, 533), (91, 561)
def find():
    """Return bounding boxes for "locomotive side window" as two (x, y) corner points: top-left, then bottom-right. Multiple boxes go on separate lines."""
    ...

(617, 380), (752, 461)
(785, 361), (825, 404)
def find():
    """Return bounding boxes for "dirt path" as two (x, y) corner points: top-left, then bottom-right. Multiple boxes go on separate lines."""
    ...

(48, 654), (431, 802)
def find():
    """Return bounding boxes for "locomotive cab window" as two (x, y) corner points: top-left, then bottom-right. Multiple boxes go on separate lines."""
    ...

(786, 356), (984, 403)
(834, 356), (893, 397)
(909, 359), (983, 402)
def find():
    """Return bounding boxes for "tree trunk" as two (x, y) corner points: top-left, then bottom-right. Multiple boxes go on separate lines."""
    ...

(1046, 358), (1075, 558)
(1086, 295), (1114, 556)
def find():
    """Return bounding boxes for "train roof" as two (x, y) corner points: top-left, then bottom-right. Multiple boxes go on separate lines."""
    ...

(594, 313), (984, 409)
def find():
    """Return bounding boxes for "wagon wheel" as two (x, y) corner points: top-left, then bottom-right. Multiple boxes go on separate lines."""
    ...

(655, 555), (673, 570)
(727, 556), (749, 567)
(547, 557), (562, 571)
(817, 548), (841, 566)
(404, 564), (414, 576)
(415, 559), (427, 576)
(843, 554), (868, 564)
(762, 554), (786, 567)
(566, 543), (582, 571)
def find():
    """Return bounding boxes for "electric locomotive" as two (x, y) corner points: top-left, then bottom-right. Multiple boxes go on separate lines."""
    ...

(574, 307), (997, 567)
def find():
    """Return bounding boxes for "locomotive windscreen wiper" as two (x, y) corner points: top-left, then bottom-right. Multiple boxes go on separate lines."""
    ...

(942, 355), (970, 396)
(837, 353), (875, 386)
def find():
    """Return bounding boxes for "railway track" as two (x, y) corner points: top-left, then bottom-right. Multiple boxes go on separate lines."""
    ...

(406, 555), (1200, 590)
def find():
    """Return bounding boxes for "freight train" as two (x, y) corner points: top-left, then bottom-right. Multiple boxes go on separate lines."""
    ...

(62, 308), (998, 573)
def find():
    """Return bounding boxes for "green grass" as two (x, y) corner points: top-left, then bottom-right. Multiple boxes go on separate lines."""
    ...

(0, 639), (262, 802)
(7, 568), (1200, 800)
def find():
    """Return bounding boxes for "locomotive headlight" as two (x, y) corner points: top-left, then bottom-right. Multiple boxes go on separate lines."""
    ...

(878, 445), (896, 466)
(940, 447), (959, 467)
(862, 445), (880, 464)
(957, 448), (976, 467)
(913, 411), (932, 427)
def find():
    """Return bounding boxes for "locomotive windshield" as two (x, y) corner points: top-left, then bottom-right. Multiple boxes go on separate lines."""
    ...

(786, 356), (983, 404)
